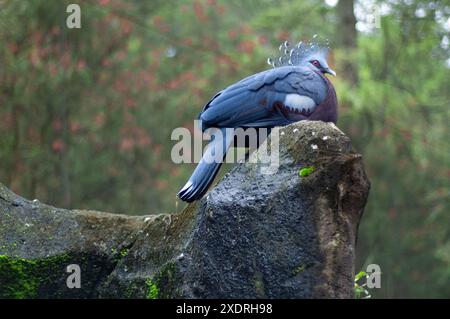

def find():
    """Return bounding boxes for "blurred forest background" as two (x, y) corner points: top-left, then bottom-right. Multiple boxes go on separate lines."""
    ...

(0, 0), (449, 298)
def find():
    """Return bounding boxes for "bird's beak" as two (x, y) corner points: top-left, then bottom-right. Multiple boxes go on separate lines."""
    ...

(325, 68), (336, 77)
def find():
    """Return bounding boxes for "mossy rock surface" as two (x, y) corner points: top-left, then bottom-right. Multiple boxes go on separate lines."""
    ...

(0, 121), (370, 298)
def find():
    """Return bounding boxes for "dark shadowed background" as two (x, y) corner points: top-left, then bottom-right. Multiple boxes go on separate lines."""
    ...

(0, 0), (449, 298)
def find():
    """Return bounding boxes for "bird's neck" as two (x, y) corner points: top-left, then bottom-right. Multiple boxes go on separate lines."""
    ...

(310, 73), (338, 124)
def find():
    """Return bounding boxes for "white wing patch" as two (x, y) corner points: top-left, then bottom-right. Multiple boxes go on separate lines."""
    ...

(284, 94), (316, 113)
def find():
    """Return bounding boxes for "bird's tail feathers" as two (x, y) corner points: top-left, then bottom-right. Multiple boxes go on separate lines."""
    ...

(178, 128), (233, 202)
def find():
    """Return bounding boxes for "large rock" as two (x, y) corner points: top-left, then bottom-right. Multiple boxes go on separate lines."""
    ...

(0, 121), (370, 299)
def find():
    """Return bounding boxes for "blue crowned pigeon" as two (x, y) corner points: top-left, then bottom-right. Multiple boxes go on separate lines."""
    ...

(178, 39), (337, 202)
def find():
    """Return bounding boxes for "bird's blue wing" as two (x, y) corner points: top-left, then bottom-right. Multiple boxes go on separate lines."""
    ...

(199, 66), (328, 129)
(179, 66), (328, 202)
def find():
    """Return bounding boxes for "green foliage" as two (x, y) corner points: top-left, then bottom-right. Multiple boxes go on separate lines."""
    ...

(343, 3), (450, 298)
(355, 271), (367, 282)
(354, 271), (371, 299)
(0, 0), (449, 298)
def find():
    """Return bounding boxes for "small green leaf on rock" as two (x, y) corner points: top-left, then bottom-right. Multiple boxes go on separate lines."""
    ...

(298, 166), (315, 177)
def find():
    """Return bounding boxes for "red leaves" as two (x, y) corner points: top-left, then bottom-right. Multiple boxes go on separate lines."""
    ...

(94, 113), (106, 127)
(277, 30), (290, 41)
(120, 19), (133, 35)
(7, 42), (19, 54)
(69, 121), (81, 133)
(119, 123), (152, 153)
(125, 98), (136, 109)
(52, 120), (63, 132)
(216, 4), (226, 14)
(181, 37), (193, 46)
(214, 54), (239, 72)
(164, 71), (197, 91)
(77, 59), (86, 71)
(258, 35), (268, 45)
(59, 51), (72, 69)
(52, 138), (66, 153)
(228, 30), (238, 40)
(153, 16), (171, 33)
(238, 40), (256, 55)
(114, 79), (127, 93)
(119, 137), (134, 152)
(170, 167), (180, 177)
(399, 128), (412, 141)
(193, 1), (207, 22)
(155, 179), (169, 190)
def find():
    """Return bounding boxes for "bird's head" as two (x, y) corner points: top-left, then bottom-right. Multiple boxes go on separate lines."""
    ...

(267, 36), (336, 77)
(305, 54), (336, 77)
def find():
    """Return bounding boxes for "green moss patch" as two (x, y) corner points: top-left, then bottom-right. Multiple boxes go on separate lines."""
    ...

(145, 278), (159, 299)
(0, 254), (70, 299)
(144, 262), (180, 299)
(292, 264), (306, 275)
(119, 248), (129, 258)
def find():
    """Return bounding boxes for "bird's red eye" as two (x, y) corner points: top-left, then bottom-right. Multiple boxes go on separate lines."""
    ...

(311, 60), (320, 67)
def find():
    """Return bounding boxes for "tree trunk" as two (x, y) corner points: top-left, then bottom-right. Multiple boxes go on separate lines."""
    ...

(336, 0), (358, 85)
